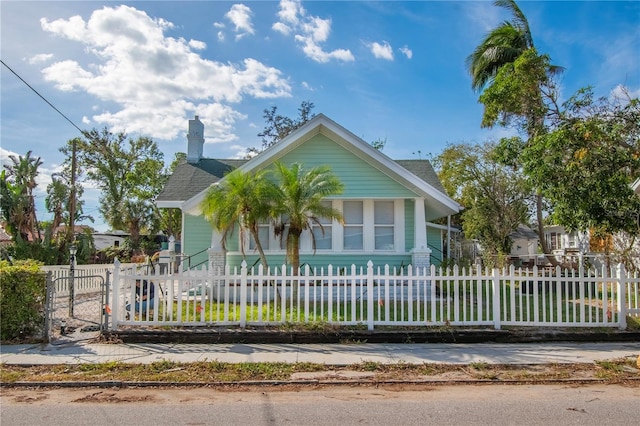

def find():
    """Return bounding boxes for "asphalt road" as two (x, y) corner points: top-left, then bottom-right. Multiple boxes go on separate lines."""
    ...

(2, 383), (638, 425)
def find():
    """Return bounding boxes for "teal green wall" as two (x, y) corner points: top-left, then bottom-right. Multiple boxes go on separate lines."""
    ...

(182, 215), (211, 268)
(427, 226), (444, 265)
(277, 134), (417, 198)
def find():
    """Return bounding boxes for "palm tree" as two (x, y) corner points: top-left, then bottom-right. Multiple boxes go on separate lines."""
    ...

(122, 199), (156, 252)
(466, 0), (560, 261)
(3, 151), (43, 241)
(466, 0), (533, 93)
(200, 168), (274, 269)
(270, 162), (344, 276)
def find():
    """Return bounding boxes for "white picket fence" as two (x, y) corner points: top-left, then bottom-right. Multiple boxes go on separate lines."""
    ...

(111, 260), (639, 331)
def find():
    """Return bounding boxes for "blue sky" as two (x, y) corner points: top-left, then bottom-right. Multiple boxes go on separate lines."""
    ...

(2, 0), (639, 232)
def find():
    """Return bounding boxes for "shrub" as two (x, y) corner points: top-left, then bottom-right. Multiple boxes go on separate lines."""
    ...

(0, 259), (46, 341)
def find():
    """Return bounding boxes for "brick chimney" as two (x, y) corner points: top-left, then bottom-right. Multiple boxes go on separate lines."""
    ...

(187, 115), (204, 164)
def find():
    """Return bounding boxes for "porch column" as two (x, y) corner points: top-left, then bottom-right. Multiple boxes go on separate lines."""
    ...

(412, 198), (431, 271)
(413, 198), (428, 250)
(208, 229), (226, 272)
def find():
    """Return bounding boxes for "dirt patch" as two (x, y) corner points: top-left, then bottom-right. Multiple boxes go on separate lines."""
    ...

(72, 390), (155, 403)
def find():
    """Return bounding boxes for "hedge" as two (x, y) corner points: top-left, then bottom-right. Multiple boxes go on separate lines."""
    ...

(0, 259), (46, 341)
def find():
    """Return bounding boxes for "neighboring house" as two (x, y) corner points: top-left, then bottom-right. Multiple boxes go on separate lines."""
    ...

(543, 225), (590, 256)
(93, 231), (129, 251)
(156, 115), (461, 271)
(509, 224), (539, 266)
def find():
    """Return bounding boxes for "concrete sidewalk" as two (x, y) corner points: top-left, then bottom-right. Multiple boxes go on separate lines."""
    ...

(2, 341), (639, 366)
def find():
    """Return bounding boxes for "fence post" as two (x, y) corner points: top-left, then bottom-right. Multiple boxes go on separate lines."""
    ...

(492, 268), (501, 330)
(240, 260), (247, 329)
(617, 263), (627, 330)
(103, 271), (111, 331)
(43, 271), (53, 343)
(367, 260), (374, 331)
(111, 259), (121, 330)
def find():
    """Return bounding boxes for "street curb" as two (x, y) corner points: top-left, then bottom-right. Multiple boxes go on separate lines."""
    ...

(2, 377), (639, 389)
(102, 328), (640, 345)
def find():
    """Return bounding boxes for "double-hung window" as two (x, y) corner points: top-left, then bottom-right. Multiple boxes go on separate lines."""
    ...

(311, 201), (333, 250)
(343, 201), (363, 250)
(374, 201), (394, 250)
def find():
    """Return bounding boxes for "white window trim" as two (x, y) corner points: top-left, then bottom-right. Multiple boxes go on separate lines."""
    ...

(232, 199), (405, 255)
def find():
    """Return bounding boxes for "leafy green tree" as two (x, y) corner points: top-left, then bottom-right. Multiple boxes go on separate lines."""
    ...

(247, 101), (316, 157)
(61, 129), (165, 250)
(270, 162), (344, 275)
(45, 170), (90, 234)
(200, 168), (275, 268)
(434, 142), (530, 262)
(522, 88), (640, 236)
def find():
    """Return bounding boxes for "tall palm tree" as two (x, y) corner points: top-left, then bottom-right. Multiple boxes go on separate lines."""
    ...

(466, 0), (560, 260)
(3, 151), (43, 241)
(270, 162), (344, 275)
(466, 0), (533, 93)
(200, 168), (274, 269)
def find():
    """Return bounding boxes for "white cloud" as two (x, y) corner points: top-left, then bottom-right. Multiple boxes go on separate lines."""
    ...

(301, 81), (315, 91)
(188, 39), (206, 50)
(368, 41), (394, 61)
(272, 22), (291, 36)
(273, 0), (354, 63)
(217, 31), (225, 42)
(399, 45), (412, 59)
(38, 5), (291, 141)
(225, 4), (255, 40)
(27, 53), (54, 64)
(82, 116), (91, 124)
(213, 22), (225, 29)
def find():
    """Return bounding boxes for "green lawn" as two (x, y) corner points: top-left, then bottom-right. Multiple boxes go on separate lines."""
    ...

(125, 278), (621, 327)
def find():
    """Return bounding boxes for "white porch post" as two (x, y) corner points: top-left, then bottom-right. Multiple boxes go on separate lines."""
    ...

(412, 198), (431, 271)
(208, 229), (226, 272)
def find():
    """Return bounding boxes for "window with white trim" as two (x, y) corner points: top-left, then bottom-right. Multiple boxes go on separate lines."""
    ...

(343, 201), (363, 250)
(374, 200), (394, 250)
(311, 201), (332, 250)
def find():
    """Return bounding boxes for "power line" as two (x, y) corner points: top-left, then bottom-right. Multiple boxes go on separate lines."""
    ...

(1, 59), (85, 134)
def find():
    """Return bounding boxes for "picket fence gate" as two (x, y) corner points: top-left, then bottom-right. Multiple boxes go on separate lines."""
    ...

(110, 260), (639, 331)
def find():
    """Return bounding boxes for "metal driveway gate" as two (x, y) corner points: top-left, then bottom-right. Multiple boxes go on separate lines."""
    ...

(45, 271), (110, 342)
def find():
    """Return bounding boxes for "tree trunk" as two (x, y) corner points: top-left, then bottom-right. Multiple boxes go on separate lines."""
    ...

(248, 227), (269, 270)
(288, 230), (302, 300)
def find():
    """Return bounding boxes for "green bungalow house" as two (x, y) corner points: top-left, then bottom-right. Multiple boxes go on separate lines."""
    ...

(156, 114), (462, 272)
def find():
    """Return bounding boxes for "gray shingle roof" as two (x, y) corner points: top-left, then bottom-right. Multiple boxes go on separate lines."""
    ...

(156, 158), (247, 203)
(395, 159), (448, 195)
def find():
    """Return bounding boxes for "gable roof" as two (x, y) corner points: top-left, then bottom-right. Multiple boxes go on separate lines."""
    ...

(510, 224), (539, 241)
(159, 114), (461, 220)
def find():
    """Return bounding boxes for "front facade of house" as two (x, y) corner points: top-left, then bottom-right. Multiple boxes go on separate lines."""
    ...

(156, 115), (461, 271)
